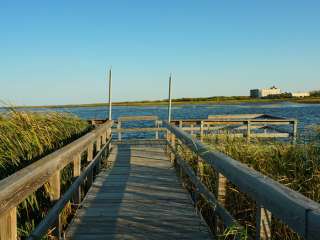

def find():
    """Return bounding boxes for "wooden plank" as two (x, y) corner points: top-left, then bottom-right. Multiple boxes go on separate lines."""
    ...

(208, 114), (264, 120)
(112, 127), (166, 133)
(118, 115), (158, 121)
(0, 208), (17, 240)
(65, 143), (212, 240)
(256, 204), (272, 240)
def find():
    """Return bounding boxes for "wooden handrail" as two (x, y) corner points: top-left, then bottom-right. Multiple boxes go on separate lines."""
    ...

(0, 120), (113, 239)
(28, 137), (112, 240)
(164, 121), (320, 240)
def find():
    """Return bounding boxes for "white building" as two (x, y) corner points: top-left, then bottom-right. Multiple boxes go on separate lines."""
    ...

(290, 92), (310, 98)
(250, 86), (281, 98)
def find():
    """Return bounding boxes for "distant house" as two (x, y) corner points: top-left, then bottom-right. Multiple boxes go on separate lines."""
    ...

(250, 86), (281, 98)
(290, 92), (310, 98)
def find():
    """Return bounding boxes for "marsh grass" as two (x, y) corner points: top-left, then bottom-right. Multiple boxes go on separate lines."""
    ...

(176, 131), (320, 239)
(0, 109), (91, 238)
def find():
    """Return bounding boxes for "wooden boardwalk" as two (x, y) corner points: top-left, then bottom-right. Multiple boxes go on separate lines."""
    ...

(65, 141), (212, 240)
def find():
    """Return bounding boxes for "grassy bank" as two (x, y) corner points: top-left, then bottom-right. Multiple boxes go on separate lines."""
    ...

(0, 110), (91, 238)
(177, 130), (320, 239)
(7, 96), (320, 109)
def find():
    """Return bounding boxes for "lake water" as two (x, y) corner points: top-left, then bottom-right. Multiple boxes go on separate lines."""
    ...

(7, 102), (319, 135)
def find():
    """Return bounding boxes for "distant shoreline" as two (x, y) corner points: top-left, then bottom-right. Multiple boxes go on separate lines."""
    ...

(5, 96), (320, 109)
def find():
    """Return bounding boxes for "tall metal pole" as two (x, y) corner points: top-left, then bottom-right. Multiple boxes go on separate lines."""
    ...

(108, 68), (112, 120)
(168, 73), (172, 122)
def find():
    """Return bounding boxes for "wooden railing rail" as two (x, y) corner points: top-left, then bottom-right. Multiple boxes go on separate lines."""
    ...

(171, 118), (297, 141)
(0, 120), (113, 240)
(164, 121), (320, 240)
(28, 137), (112, 240)
(114, 115), (162, 140)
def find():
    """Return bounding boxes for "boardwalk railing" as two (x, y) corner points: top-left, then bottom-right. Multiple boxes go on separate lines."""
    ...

(0, 121), (113, 240)
(113, 116), (165, 140)
(170, 114), (297, 141)
(112, 114), (296, 142)
(164, 121), (320, 240)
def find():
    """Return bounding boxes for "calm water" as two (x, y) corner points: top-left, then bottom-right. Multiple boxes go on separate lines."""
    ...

(7, 102), (319, 135)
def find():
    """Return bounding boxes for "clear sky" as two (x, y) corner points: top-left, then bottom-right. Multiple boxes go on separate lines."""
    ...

(0, 0), (319, 105)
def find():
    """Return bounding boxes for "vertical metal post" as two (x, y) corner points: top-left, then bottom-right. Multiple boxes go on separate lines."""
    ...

(108, 68), (112, 120)
(168, 73), (172, 122)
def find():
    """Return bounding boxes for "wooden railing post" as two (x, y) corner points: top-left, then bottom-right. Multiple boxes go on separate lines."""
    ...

(0, 207), (17, 240)
(179, 120), (183, 128)
(217, 173), (227, 207)
(73, 154), (81, 205)
(246, 120), (251, 142)
(48, 171), (61, 238)
(215, 173), (227, 234)
(87, 143), (94, 187)
(102, 131), (107, 145)
(190, 124), (194, 135)
(170, 134), (176, 163)
(256, 204), (272, 240)
(292, 120), (298, 143)
(155, 120), (159, 139)
(117, 121), (122, 140)
(96, 136), (101, 152)
(106, 128), (111, 154)
(200, 121), (204, 142)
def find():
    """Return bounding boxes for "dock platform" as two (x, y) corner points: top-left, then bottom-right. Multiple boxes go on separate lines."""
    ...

(65, 141), (212, 239)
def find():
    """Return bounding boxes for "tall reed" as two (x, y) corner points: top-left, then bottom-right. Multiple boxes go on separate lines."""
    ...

(0, 109), (91, 238)
(200, 132), (320, 239)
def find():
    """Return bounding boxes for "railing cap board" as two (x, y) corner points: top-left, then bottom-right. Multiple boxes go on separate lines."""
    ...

(118, 116), (158, 121)
(164, 121), (320, 239)
(208, 114), (288, 120)
(0, 121), (113, 216)
(208, 114), (264, 120)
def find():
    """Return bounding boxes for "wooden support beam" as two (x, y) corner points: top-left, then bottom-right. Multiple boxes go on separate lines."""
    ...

(0, 208), (17, 240)
(215, 173), (227, 234)
(48, 171), (61, 238)
(73, 154), (81, 205)
(200, 121), (204, 142)
(101, 132), (106, 145)
(87, 143), (94, 162)
(217, 173), (227, 207)
(247, 121), (251, 142)
(117, 121), (122, 140)
(96, 137), (101, 152)
(87, 143), (94, 188)
(170, 134), (176, 163)
(256, 204), (272, 240)
(190, 124), (194, 135)
(292, 120), (298, 143)
(155, 120), (159, 139)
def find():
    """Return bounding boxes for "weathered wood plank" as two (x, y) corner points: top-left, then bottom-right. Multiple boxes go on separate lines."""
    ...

(65, 143), (212, 240)
(0, 208), (17, 240)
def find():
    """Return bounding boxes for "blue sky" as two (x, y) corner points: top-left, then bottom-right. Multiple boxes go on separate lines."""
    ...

(0, 1), (319, 105)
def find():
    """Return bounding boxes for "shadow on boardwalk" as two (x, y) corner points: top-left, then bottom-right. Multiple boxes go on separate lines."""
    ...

(65, 143), (212, 240)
